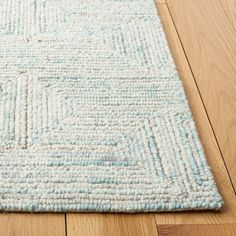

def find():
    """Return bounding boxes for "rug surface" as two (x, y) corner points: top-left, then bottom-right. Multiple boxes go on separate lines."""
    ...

(0, 0), (223, 212)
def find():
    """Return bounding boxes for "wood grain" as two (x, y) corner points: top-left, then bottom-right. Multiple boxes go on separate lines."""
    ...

(153, 3), (236, 224)
(0, 213), (65, 236)
(220, 0), (236, 30)
(166, 0), (236, 190)
(67, 213), (158, 236)
(157, 224), (236, 236)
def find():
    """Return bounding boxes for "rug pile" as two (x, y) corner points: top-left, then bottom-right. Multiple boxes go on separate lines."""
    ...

(0, 0), (223, 212)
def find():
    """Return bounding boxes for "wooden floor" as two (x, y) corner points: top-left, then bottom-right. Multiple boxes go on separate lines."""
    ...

(1, 0), (236, 235)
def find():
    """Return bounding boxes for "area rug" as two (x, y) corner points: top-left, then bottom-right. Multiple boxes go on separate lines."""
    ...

(0, 0), (223, 212)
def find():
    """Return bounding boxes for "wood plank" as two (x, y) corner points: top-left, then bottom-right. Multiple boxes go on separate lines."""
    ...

(67, 213), (158, 236)
(219, 0), (236, 30)
(0, 213), (65, 236)
(156, 0), (166, 3)
(157, 224), (236, 236)
(153, 3), (236, 224)
(166, 0), (236, 189)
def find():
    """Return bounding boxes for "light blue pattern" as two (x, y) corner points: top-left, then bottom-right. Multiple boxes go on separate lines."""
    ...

(0, 0), (223, 212)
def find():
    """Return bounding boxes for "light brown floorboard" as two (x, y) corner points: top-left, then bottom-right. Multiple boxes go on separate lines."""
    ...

(219, 0), (236, 30)
(67, 213), (158, 236)
(153, 3), (236, 224)
(0, 213), (65, 236)
(166, 0), (236, 190)
(157, 224), (236, 236)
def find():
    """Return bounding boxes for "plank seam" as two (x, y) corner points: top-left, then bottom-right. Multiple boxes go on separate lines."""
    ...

(164, 2), (236, 195)
(65, 214), (68, 236)
(156, 224), (161, 235)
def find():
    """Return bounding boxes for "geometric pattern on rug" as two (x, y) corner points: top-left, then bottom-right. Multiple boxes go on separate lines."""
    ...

(0, 0), (223, 212)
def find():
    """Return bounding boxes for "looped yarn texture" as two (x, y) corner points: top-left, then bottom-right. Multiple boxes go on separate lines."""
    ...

(0, 0), (223, 212)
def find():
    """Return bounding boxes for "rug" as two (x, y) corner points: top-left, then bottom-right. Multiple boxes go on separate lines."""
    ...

(0, 0), (223, 212)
